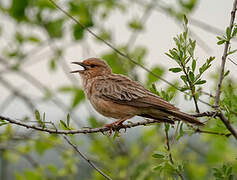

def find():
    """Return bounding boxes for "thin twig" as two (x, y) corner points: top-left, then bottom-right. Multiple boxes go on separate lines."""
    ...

(48, 0), (212, 108)
(228, 57), (237, 66)
(218, 112), (237, 139)
(180, 61), (200, 113)
(165, 128), (184, 180)
(62, 135), (112, 180)
(195, 128), (231, 137)
(215, 0), (237, 107)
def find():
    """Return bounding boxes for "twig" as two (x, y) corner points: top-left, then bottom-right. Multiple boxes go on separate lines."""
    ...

(0, 115), (168, 134)
(215, 0), (237, 107)
(218, 112), (237, 139)
(48, 0), (212, 108)
(62, 135), (112, 180)
(228, 57), (237, 66)
(192, 111), (237, 140)
(165, 129), (184, 180)
(195, 128), (231, 137)
(180, 61), (200, 113)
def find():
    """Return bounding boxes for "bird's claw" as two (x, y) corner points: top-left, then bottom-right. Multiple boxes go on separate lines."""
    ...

(104, 122), (126, 136)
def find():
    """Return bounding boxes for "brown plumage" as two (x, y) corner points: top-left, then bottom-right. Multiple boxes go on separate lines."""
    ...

(71, 58), (203, 132)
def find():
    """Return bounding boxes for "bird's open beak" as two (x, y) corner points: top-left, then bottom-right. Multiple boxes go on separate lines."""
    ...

(70, 62), (88, 73)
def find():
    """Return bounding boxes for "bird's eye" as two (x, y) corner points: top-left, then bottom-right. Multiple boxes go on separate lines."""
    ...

(90, 64), (96, 68)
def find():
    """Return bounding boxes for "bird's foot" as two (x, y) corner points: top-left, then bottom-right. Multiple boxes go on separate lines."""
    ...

(104, 121), (126, 136)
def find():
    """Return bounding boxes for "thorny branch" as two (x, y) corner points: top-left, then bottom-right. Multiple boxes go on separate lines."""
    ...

(215, 0), (237, 107)
(63, 135), (112, 180)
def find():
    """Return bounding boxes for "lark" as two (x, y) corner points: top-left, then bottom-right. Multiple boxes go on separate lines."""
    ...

(71, 58), (203, 133)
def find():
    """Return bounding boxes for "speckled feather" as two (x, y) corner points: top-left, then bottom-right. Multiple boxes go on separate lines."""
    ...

(74, 58), (204, 126)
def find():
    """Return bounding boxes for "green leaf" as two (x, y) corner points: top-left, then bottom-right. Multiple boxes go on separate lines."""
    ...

(49, 58), (56, 71)
(226, 27), (231, 40)
(165, 123), (170, 132)
(72, 89), (85, 108)
(35, 110), (41, 123)
(189, 71), (195, 82)
(45, 19), (64, 38)
(146, 66), (164, 86)
(183, 15), (188, 25)
(153, 164), (164, 171)
(66, 114), (70, 127)
(60, 120), (68, 129)
(58, 86), (75, 92)
(232, 26), (237, 37)
(35, 140), (52, 155)
(180, 75), (188, 84)
(227, 49), (237, 56)
(128, 19), (143, 30)
(192, 59), (196, 71)
(26, 36), (41, 43)
(227, 167), (232, 176)
(152, 152), (165, 159)
(195, 79), (206, 85)
(224, 70), (230, 77)
(169, 67), (182, 73)
(73, 24), (84, 40)
(0, 122), (8, 126)
(10, 0), (29, 21)
(217, 40), (226, 45)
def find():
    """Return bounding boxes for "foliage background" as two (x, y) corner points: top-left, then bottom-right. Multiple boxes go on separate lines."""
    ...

(0, 0), (236, 179)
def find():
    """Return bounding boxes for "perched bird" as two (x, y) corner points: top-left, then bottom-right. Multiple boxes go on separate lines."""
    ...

(71, 58), (203, 132)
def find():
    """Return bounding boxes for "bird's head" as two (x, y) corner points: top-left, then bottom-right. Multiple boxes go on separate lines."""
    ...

(71, 58), (112, 79)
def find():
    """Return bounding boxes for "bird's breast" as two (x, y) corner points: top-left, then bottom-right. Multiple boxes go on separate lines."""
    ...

(89, 94), (138, 119)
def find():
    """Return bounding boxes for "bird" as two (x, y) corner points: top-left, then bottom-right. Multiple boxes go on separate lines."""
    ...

(71, 57), (203, 133)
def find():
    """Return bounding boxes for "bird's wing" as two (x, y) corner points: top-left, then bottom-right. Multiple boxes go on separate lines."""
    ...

(94, 74), (178, 111)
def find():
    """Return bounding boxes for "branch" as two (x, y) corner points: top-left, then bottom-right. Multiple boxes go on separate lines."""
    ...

(62, 135), (112, 180)
(218, 112), (237, 139)
(194, 128), (231, 137)
(0, 113), (235, 139)
(165, 129), (184, 180)
(215, 0), (237, 107)
(192, 111), (237, 140)
(0, 115), (168, 134)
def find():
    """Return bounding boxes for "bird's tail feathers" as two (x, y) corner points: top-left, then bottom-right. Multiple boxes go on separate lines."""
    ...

(139, 114), (175, 124)
(168, 110), (204, 126)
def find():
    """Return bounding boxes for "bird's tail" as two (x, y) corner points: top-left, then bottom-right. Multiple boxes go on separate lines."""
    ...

(168, 110), (204, 126)
(139, 110), (204, 126)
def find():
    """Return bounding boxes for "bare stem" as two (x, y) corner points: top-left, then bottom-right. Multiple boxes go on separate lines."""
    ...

(215, 0), (237, 107)
(165, 129), (184, 180)
(62, 135), (112, 180)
